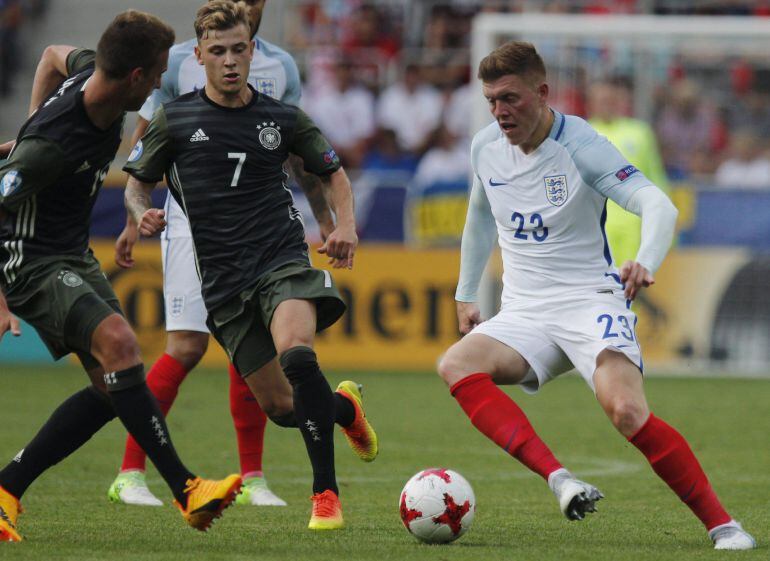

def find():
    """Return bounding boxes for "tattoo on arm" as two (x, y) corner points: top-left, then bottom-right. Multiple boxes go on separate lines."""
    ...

(289, 154), (333, 224)
(124, 177), (155, 223)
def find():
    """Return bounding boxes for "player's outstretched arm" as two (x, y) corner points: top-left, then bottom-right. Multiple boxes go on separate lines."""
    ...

(125, 175), (164, 238)
(621, 185), (678, 300)
(0, 289), (21, 343)
(317, 168), (357, 269)
(288, 154), (335, 241)
(29, 45), (76, 114)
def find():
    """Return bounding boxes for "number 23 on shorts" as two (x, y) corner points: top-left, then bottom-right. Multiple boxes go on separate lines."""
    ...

(597, 313), (636, 342)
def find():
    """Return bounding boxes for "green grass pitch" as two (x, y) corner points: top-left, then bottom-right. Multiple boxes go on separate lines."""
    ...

(0, 365), (767, 560)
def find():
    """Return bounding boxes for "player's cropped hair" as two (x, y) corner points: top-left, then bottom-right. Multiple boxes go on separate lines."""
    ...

(478, 41), (546, 83)
(195, 0), (250, 40)
(96, 10), (175, 79)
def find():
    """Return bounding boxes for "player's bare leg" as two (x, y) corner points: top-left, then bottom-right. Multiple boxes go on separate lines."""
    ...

(594, 349), (755, 549)
(439, 334), (602, 521)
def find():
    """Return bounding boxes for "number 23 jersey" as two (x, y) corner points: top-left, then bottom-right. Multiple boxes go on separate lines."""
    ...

(471, 110), (652, 307)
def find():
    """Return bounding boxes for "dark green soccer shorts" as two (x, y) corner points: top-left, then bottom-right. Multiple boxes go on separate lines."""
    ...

(2, 251), (122, 369)
(207, 261), (346, 377)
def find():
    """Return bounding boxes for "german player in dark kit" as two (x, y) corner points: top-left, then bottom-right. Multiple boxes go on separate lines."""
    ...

(0, 11), (242, 542)
(123, 1), (377, 530)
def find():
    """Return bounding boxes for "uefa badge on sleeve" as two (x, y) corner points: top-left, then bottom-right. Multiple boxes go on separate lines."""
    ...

(1, 170), (22, 197)
(544, 174), (568, 206)
(128, 140), (144, 163)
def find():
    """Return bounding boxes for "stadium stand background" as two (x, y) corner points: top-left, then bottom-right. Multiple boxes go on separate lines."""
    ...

(2, 0), (770, 374)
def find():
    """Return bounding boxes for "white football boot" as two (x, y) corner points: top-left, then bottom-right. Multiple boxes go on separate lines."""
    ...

(235, 476), (287, 506)
(107, 471), (163, 506)
(548, 468), (604, 521)
(709, 520), (757, 550)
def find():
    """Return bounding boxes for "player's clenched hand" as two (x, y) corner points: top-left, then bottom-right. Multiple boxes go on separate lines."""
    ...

(115, 222), (139, 269)
(619, 260), (654, 300)
(456, 301), (483, 335)
(318, 223), (357, 269)
(0, 305), (21, 343)
(138, 209), (166, 238)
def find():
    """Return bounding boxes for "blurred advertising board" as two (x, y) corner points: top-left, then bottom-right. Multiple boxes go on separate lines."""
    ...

(86, 242), (462, 372)
(1, 241), (765, 374)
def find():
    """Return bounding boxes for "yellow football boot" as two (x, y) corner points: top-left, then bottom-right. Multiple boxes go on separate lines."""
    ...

(174, 475), (242, 531)
(308, 490), (344, 530)
(0, 485), (22, 542)
(336, 381), (378, 462)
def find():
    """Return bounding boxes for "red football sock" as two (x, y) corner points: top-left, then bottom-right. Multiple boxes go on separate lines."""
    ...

(120, 353), (189, 472)
(450, 373), (562, 480)
(229, 364), (267, 476)
(629, 413), (731, 530)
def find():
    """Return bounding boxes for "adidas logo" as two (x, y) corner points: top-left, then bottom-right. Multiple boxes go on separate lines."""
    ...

(0, 508), (13, 527)
(75, 160), (91, 173)
(189, 128), (209, 142)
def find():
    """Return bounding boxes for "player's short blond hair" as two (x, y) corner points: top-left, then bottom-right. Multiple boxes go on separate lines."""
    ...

(194, 0), (249, 40)
(478, 41), (546, 84)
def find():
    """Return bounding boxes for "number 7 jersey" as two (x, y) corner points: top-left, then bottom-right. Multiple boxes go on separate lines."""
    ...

(123, 87), (340, 312)
(471, 110), (652, 307)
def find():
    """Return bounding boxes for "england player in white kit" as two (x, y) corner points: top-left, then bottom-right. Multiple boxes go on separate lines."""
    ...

(438, 41), (755, 550)
(109, 0), (333, 508)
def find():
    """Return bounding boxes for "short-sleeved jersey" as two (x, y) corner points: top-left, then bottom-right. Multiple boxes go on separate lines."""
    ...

(138, 37), (302, 241)
(470, 110), (652, 307)
(124, 87), (340, 311)
(0, 49), (122, 286)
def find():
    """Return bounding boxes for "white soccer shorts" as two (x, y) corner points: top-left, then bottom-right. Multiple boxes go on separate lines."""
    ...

(161, 236), (209, 333)
(471, 290), (643, 393)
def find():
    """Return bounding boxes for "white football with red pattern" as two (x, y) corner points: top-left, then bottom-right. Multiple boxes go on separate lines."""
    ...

(399, 468), (476, 543)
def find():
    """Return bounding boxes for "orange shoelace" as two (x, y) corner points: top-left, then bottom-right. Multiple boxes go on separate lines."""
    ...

(311, 491), (339, 517)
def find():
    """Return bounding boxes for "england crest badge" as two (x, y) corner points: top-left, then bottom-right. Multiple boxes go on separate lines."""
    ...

(544, 174), (568, 206)
(255, 78), (277, 98)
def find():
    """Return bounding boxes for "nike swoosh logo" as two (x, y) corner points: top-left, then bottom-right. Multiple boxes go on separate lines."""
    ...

(488, 178), (506, 187)
(680, 482), (696, 502)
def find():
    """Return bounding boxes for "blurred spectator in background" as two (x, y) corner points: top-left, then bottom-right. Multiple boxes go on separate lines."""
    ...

(655, 79), (723, 179)
(377, 63), (443, 156)
(341, 3), (400, 59)
(407, 124), (470, 246)
(361, 127), (419, 175)
(722, 59), (770, 140)
(411, 124), (469, 192)
(0, 0), (22, 97)
(340, 4), (401, 86)
(423, 5), (470, 50)
(714, 129), (770, 189)
(444, 80), (473, 141)
(303, 54), (375, 168)
(588, 76), (670, 265)
(550, 66), (588, 117)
